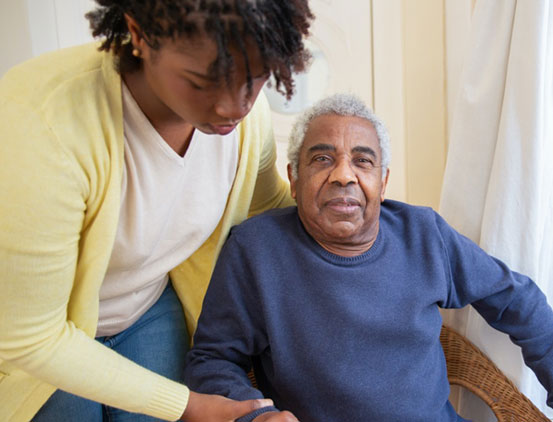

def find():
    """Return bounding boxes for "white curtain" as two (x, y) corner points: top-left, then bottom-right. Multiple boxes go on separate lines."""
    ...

(440, 0), (553, 419)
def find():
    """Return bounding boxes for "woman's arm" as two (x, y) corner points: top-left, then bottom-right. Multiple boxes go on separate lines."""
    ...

(0, 94), (189, 420)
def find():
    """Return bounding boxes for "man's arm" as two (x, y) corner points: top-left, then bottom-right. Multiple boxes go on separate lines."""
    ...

(184, 231), (280, 418)
(435, 211), (553, 406)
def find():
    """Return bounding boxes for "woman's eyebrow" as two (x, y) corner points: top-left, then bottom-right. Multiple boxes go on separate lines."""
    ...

(183, 68), (267, 81)
(182, 69), (216, 81)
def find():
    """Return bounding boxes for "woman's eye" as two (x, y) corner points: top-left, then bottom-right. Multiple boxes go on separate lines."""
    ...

(185, 77), (217, 91)
(188, 80), (206, 90)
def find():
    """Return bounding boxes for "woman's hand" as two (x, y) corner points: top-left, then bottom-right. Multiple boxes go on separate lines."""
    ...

(180, 391), (274, 422)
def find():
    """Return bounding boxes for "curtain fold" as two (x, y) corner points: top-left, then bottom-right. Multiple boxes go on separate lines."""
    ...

(440, 0), (553, 419)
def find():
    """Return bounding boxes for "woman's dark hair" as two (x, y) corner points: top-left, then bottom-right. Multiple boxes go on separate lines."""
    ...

(86, 0), (313, 99)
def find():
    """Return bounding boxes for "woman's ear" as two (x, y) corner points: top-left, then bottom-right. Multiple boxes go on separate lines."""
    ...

(124, 14), (147, 53)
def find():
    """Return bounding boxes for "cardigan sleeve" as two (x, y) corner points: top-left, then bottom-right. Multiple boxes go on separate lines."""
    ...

(0, 81), (189, 420)
(247, 93), (295, 217)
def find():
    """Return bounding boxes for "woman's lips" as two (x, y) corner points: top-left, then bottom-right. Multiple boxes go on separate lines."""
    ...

(208, 123), (237, 135)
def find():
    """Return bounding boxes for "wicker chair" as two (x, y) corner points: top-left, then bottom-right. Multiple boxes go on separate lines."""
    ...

(440, 324), (549, 421)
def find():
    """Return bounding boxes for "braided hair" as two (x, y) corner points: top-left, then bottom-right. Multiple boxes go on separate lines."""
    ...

(86, 0), (313, 99)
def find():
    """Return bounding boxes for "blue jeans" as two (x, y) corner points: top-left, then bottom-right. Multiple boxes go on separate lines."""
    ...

(34, 282), (189, 422)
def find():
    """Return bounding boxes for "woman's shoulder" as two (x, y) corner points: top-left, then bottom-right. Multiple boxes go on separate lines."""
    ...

(1, 42), (117, 111)
(0, 43), (124, 180)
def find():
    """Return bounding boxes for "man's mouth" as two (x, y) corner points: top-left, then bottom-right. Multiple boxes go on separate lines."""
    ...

(324, 197), (361, 214)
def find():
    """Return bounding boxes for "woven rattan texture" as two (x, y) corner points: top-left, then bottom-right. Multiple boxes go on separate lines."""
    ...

(440, 325), (549, 422)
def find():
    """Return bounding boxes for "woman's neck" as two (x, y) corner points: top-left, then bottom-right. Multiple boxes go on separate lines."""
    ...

(122, 70), (194, 156)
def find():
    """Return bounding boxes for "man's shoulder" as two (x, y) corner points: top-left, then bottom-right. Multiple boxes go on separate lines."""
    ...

(381, 199), (437, 221)
(380, 199), (457, 241)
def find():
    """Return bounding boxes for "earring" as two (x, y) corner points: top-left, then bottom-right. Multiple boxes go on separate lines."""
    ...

(132, 48), (141, 58)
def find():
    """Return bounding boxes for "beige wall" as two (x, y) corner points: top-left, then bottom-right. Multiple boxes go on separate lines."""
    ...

(373, 0), (450, 209)
(366, 0), (473, 209)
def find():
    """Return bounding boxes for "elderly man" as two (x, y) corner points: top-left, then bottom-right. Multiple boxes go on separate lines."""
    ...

(184, 94), (553, 421)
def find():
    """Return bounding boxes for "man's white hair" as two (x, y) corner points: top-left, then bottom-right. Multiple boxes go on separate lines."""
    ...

(287, 93), (391, 180)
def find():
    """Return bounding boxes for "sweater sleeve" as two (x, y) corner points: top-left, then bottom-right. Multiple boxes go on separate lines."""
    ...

(184, 231), (276, 408)
(435, 212), (553, 406)
(0, 92), (188, 420)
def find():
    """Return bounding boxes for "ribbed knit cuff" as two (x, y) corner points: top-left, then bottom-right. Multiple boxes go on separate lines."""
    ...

(145, 379), (189, 421)
(235, 405), (279, 422)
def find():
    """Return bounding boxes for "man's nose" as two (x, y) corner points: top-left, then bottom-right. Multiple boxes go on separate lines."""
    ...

(214, 88), (252, 121)
(328, 158), (357, 186)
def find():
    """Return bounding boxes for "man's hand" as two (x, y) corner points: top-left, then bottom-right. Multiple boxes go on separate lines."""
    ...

(253, 410), (299, 422)
(180, 391), (274, 422)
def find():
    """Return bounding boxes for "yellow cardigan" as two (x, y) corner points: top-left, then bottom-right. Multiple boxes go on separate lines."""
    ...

(0, 43), (293, 421)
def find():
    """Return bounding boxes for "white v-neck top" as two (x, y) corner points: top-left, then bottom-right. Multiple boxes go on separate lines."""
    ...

(97, 83), (239, 336)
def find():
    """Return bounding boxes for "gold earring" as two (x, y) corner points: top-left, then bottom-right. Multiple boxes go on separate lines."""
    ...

(132, 48), (141, 57)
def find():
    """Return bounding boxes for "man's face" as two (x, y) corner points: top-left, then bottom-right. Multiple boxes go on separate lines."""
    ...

(288, 114), (389, 256)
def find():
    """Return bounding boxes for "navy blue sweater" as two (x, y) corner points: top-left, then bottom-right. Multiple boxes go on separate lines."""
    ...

(185, 201), (553, 421)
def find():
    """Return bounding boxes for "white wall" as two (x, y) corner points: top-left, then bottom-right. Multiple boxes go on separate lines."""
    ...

(0, 0), (33, 75)
(25, 0), (95, 56)
(268, 0), (374, 183)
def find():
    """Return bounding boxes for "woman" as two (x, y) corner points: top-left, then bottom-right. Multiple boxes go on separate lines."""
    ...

(0, 1), (312, 421)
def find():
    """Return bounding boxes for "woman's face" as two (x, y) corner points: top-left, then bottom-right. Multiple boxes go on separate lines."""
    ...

(133, 31), (269, 135)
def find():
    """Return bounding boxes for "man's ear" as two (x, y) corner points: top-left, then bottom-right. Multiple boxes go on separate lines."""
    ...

(380, 168), (390, 202)
(287, 164), (297, 200)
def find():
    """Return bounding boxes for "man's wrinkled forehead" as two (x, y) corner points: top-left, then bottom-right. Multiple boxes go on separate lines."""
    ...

(306, 143), (378, 159)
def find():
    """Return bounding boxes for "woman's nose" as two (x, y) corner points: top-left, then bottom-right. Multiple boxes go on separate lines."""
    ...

(214, 89), (252, 121)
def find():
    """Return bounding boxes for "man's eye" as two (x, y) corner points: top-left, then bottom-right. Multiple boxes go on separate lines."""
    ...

(313, 156), (331, 162)
(356, 157), (376, 167)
